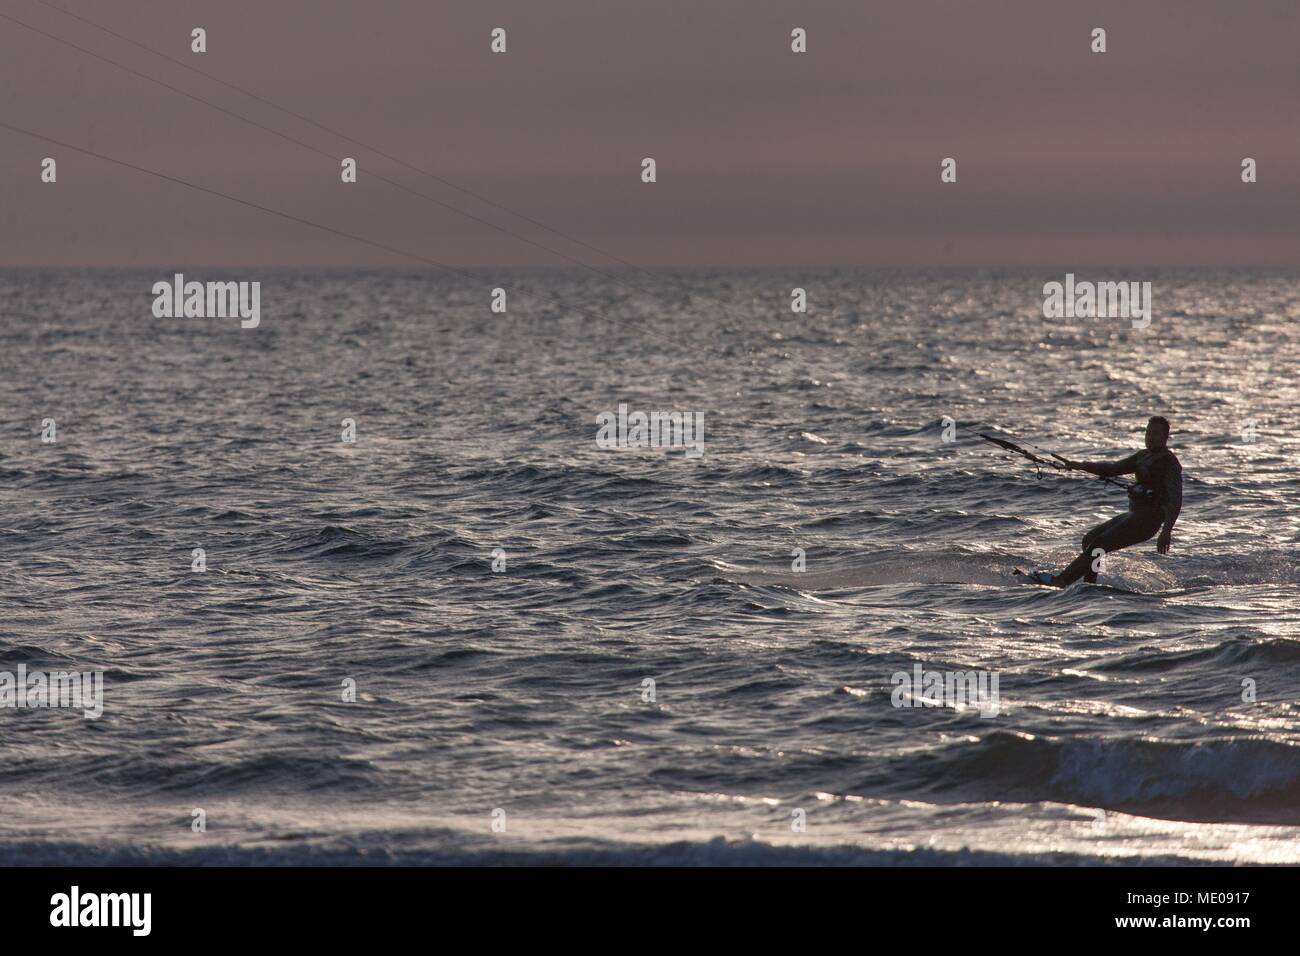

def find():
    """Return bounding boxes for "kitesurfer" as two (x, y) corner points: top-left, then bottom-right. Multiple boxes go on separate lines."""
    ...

(1029, 416), (1183, 587)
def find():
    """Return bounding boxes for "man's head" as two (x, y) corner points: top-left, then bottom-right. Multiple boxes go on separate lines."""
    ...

(1145, 416), (1171, 451)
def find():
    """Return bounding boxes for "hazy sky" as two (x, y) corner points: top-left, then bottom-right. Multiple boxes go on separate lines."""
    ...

(2, 0), (1297, 268)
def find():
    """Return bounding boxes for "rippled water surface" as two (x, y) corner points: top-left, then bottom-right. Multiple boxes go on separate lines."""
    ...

(1, 269), (1298, 864)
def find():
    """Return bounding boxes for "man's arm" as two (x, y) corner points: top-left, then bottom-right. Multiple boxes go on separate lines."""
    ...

(1062, 451), (1142, 478)
(1156, 456), (1183, 554)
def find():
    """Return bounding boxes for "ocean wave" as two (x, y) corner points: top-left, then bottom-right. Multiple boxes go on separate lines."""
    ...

(0, 837), (1210, 867)
(1095, 636), (1300, 674)
(935, 731), (1300, 824)
(276, 525), (417, 562)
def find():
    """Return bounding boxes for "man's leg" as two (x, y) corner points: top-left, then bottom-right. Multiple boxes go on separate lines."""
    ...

(1055, 514), (1127, 587)
(1055, 512), (1161, 587)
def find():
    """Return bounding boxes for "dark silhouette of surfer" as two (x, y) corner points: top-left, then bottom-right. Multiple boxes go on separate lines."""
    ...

(1030, 417), (1182, 587)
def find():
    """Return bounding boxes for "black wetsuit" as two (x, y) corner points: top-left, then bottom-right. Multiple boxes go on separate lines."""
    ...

(1055, 448), (1183, 586)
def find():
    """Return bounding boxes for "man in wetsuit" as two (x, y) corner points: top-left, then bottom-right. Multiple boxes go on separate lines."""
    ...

(1035, 416), (1183, 587)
